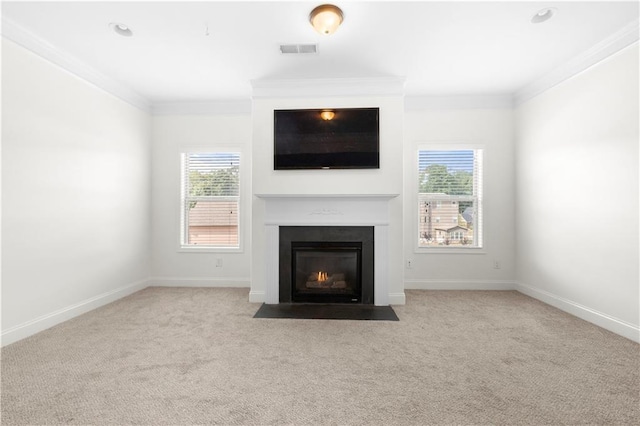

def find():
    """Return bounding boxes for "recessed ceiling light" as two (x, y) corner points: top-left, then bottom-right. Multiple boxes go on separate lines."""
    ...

(531, 7), (557, 24)
(109, 22), (133, 37)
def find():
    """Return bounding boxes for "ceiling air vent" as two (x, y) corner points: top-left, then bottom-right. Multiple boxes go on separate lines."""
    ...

(279, 44), (318, 54)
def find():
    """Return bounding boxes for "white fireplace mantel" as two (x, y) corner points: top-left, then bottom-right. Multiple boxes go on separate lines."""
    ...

(255, 194), (400, 197)
(255, 194), (399, 306)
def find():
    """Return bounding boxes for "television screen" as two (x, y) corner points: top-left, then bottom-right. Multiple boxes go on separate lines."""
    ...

(274, 108), (379, 170)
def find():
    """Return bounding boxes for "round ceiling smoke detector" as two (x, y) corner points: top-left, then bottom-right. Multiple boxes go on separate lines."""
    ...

(109, 22), (133, 37)
(531, 7), (557, 24)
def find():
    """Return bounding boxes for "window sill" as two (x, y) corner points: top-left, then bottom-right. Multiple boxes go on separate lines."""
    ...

(179, 246), (243, 254)
(414, 247), (485, 255)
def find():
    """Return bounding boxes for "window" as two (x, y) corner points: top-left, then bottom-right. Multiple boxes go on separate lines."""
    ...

(181, 152), (240, 249)
(418, 149), (483, 248)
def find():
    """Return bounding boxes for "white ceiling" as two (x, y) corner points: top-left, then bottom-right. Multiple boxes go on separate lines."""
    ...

(2, 1), (639, 107)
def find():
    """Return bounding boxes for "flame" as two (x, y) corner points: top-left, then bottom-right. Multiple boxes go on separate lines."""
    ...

(317, 271), (328, 282)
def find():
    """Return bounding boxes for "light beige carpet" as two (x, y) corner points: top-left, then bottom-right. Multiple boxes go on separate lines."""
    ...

(1, 288), (638, 425)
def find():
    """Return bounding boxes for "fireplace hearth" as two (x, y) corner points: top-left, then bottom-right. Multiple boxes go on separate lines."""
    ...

(279, 226), (374, 304)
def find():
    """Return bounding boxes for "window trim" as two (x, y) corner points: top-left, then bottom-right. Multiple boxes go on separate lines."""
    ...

(413, 143), (485, 254)
(179, 150), (243, 253)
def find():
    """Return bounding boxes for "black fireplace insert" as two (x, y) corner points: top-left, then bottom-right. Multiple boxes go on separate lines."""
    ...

(279, 226), (374, 304)
(292, 242), (362, 303)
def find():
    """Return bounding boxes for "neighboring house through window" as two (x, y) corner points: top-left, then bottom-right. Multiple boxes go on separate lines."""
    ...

(181, 152), (241, 249)
(418, 148), (483, 248)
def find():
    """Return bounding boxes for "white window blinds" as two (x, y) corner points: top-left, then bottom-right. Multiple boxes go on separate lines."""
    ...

(418, 149), (483, 248)
(181, 153), (240, 248)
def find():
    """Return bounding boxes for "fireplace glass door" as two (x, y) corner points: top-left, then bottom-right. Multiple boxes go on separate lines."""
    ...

(292, 242), (362, 303)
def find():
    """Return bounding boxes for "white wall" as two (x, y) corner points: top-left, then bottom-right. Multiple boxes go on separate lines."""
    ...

(250, 95), (405, 303)
(3, 27), (636, 345)
(515, 43), (639, 341)
(403, 108), (516, 289)
(150, 114), (252, 286)
(1, 39), (151, 345)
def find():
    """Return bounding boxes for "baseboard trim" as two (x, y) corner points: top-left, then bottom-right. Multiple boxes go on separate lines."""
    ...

(516, 282), (640, 343)
(388, 292), (406, 305)
(404, 279), (515, 290)
(148, 277), (251, 288)
(1, 278), (149, 347)
(249, 291), (266, 303)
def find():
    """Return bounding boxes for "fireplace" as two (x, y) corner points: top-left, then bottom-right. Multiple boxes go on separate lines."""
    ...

(292, 242), (361, 303)
(279, 226), (374, 304)
(255, 194), (398, 306)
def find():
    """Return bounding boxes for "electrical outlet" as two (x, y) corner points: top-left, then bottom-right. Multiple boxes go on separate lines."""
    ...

(493, 260), (500, 269)
(406, 259), (413, 269)
(216, 258), (223, 268)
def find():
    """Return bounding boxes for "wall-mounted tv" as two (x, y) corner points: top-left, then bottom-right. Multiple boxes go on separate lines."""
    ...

(274, 107), (379, 170)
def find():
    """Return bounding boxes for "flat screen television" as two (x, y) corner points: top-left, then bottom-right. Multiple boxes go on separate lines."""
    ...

(274, 107), (379, 170)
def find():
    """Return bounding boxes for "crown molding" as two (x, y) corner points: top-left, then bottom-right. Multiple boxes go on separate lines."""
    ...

(514, 18), (640, 105)
(152, 99), (252, 116)
(3, 12), (636, 114)
(251, 77), (406, 98)
(1, 16), (151, 113)
(404, 94), (514, 110)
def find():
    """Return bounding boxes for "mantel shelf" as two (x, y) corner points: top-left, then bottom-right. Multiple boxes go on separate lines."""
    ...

(254, 193), (399, 199)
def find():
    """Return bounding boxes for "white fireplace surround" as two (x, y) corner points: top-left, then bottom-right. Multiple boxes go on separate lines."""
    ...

(256, 194), (399, 306)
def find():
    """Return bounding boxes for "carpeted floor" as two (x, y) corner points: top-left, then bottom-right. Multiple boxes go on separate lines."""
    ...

(1, 288), (638, 425)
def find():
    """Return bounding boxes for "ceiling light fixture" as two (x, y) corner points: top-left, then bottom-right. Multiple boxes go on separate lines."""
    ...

(531, 7), (557, 24)
(109, 22), (133, 37)
(320, 110), (335, 120)
(309, 4), (344, 35)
